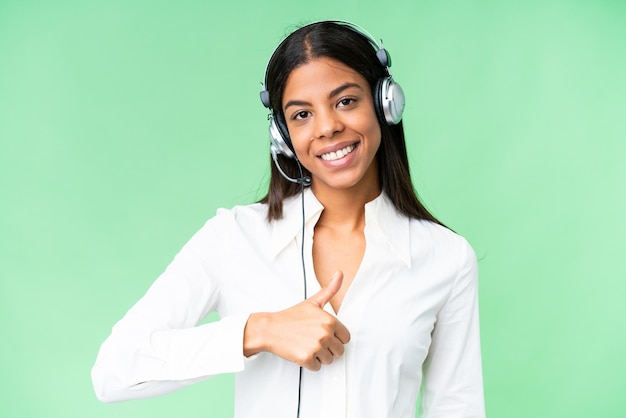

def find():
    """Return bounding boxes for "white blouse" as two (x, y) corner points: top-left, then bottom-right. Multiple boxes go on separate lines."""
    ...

(92, 189), (485, 417)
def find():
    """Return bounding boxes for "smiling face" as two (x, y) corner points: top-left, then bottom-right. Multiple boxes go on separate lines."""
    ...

(281, 57), (382, 199)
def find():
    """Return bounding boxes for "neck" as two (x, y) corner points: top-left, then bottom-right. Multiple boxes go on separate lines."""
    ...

(312, 180), (380, 231)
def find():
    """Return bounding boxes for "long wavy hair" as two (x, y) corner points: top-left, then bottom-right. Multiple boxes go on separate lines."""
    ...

(260, 21), (444, 227)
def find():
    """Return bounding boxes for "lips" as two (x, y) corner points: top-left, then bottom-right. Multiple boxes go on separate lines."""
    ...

(318, 143), (358, 161)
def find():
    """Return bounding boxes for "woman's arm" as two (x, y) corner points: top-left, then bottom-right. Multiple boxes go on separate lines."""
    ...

(91, 214), (352, 402)
(91, 215), (246, 402)
(420, 240), (485, 418)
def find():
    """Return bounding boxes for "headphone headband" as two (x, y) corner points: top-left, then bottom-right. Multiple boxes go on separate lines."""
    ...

(260, 20), (391, 109)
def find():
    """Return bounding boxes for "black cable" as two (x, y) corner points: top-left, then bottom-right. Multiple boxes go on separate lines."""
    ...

(295, 159), (307, 418)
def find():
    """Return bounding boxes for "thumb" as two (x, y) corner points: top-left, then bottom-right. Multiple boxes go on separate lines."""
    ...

(309, 271), (343, 308)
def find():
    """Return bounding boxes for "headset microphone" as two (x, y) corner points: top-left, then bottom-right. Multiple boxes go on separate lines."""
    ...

(271, 145), (312, 186)
(268, 113), (312, 186)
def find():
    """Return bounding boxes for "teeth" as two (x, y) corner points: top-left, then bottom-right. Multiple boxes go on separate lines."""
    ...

(320, 144), (356, 161)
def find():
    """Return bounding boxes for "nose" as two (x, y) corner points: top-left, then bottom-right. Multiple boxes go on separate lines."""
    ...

(313, 108), (343, 139)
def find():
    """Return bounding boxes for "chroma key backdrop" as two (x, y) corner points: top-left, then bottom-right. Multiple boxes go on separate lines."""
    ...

(1, 0), (625, 417)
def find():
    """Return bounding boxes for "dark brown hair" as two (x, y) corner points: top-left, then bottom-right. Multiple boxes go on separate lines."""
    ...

(260, 21), (444, 227)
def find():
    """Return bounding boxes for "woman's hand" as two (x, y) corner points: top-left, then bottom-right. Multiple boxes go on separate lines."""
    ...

(243, 271), (351, 371)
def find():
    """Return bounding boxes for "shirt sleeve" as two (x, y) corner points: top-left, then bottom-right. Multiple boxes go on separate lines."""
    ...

(91, 212), (248, 403)
(420, 239), (486, 418)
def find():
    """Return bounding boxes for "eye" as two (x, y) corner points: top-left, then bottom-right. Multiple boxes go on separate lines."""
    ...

(337, 97), (356, 107)
(292, 110), (310, 120)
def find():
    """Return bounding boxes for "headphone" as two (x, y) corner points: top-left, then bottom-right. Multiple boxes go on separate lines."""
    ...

(260, 20), (406, 161)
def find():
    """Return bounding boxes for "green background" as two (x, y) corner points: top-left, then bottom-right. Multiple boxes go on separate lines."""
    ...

(1, 0), (625, 416)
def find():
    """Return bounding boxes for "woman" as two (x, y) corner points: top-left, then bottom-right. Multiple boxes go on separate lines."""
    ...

(92, 21), (485, 418)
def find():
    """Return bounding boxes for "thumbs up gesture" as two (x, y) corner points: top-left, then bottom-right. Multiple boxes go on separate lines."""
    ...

(243, 271), (351, 371)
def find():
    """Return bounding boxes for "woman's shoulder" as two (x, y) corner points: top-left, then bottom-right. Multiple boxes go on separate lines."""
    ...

(216, 200), (267, 219)
(180, 201), (271, 252)
(410, 217), (465, 240)
(203, 200), (270, 232)
(409, 218), (476, 262)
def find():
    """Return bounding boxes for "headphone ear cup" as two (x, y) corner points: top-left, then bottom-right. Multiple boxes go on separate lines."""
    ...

(373, 77), (386, 125)
(269, 114), (295, 159)
(374, 77), (405, 125)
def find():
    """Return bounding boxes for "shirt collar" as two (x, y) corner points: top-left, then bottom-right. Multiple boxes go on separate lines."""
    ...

(364, 192), (412, 268)
(269, 188), (324, 259)
(269, 188), (411, 268)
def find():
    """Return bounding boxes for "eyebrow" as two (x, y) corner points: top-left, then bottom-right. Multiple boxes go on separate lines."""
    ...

(283, 82), (364, 110)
